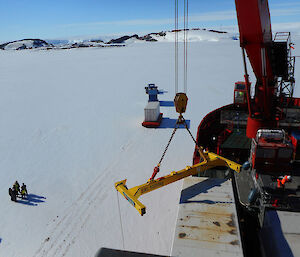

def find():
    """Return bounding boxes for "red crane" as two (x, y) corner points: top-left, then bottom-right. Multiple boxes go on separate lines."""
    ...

(193, 0), (298, 206)
(235, 0), (296, 138)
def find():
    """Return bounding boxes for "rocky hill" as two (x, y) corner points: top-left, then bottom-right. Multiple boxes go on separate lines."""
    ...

(0, 39), (52, 50)
(0, 28), (234, 51)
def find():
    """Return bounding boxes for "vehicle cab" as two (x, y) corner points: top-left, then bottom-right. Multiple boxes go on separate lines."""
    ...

(234, 81), (247, 105)
(250, 129), (293, 174)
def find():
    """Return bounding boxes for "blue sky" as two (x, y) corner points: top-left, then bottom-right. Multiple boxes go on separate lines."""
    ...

(1, 0), (300, 42)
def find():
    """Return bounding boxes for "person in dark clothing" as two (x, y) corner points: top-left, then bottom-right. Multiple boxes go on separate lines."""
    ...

(21, 183), (28, 199)
(9, 188), (13, 201)
(11, 188), (17, 202)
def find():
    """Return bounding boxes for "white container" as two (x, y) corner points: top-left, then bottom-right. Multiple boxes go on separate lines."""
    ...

(144, 102), (160, 122)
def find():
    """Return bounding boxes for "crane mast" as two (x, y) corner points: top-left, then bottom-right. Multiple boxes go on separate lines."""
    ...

(235, 0), (275, 137)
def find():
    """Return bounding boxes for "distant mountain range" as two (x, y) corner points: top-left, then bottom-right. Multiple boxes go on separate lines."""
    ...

(0, 29), (235, 51)
(0, 39), (51, 50)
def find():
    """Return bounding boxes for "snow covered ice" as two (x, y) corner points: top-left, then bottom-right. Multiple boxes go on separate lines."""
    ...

(0, 32), (299, 257)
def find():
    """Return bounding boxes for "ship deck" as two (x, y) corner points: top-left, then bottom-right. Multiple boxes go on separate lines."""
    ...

(171, 176), (244, 257)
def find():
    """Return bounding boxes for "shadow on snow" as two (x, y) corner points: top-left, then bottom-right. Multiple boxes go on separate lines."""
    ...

(158, 118), (190, 129)
(17, 194), (46, 206)
(159, 101), (174, 107)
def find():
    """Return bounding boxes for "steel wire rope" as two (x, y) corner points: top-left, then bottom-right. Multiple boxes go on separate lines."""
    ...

(184, 0), (186, 94)
(175, 0), (179, 94)
(184, 0), (189, 94)
(116, 191), (125, 250)
(157, 0), (190, 168)
(175, 0), (188, 95)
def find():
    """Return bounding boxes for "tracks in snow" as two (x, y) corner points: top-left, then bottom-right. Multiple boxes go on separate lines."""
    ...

(33, 165), (110, 257)
(33, 130), (150, 257)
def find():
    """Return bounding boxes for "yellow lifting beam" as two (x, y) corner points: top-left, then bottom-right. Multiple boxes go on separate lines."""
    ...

(115, 148), (241, 216)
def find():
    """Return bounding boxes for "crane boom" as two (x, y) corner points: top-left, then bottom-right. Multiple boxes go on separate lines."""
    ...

(235, 0), (273, 81)
(235, 0), (292, 137)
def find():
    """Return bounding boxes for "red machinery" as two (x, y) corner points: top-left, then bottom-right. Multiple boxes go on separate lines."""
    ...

(191, 2), (299, 255)
(235, 0), (297, 138)
(250, 129), (293, 173)
(193, 0), (299, 223)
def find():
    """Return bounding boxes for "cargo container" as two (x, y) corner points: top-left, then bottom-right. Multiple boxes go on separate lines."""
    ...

(142, 102), (163, 128)
(144, 102), (160, 122)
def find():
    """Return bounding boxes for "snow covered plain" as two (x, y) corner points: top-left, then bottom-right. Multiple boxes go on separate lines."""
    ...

(0, 33), (299, 257)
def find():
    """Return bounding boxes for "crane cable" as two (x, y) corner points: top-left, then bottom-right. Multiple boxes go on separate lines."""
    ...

(149, 0), (190, 181)
(116, 190), (125, 249)
(184, 0), (189, 94)
(175, 0), (188, 95)
(175, 0), (179, 94)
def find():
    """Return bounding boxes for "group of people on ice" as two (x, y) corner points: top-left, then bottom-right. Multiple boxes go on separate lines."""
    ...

(9, 181), (28, 202)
